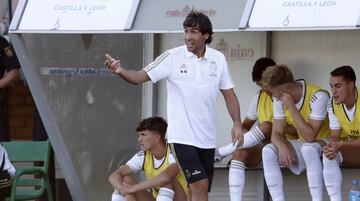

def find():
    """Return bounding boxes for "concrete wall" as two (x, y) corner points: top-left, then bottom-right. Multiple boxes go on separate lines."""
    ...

(13, 33), (145, 201)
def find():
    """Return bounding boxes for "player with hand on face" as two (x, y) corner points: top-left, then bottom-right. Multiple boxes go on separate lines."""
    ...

(261, 64), (330, 201)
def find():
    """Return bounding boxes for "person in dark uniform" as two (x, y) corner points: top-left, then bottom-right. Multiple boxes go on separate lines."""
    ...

(0, 35), (20, 142)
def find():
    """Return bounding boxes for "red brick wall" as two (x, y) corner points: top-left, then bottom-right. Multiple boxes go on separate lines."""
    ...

(8, 81), (35, 140)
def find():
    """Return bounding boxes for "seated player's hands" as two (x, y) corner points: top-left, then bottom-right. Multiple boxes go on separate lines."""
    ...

(280, 93), (297, 112)
(105, 54), (122, 75)
(231, 124), (245, 147)
(323, 142), (339, 160)
(278, 142), (297, 167)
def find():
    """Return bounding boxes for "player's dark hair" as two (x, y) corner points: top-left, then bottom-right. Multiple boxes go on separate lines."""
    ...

(331, 65), (356, 83)
(252, 57), (276, 82)
(183, 10), (213, 44)
(136, 117), (167, 139)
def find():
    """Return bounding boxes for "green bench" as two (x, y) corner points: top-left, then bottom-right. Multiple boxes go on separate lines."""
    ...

(2, 140), (54, 201)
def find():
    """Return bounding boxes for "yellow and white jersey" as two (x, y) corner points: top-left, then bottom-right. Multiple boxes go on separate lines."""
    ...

(126, 146), (188, 198)
(273, 79), (330, 141)
(257, 90), (273, 124)
(328, 87), (360, 140)
(248, 90), (298, 140)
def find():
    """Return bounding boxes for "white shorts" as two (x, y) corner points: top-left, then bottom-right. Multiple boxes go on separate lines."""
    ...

(288, 139), (305, 175)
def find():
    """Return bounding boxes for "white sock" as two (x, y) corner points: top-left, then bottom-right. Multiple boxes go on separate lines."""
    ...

(301, 143), (323, 201)
(111, 190), (125, 201)
(218, 141), (238, 156)
(262, 144), (284, 201)
(240, 125), (265, 149)
(218, 125), (266, 157)
(323, 155), (342, 201)
(156, 187), (174, 201)
(229, 160), (246, 201)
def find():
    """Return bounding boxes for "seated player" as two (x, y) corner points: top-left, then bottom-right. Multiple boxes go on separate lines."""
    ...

(109, 117), (188, 201)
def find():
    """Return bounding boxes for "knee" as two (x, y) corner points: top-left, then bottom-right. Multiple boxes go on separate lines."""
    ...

(322, 155), (340, 170)
(262, 144), (277, 163)
(232, 149), (249, 162)
(189, 179), (208, 195)
(301, 143), (321, 159)
(161, 181), (174, 190)
(232, 149), (242, 159)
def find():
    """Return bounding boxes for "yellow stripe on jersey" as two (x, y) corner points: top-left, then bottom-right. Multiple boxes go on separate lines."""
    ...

(285, 80), (330, 141)
(143, 51), (170, 72)
(332, 87), (360, 140)
(143, 145), (188, 198)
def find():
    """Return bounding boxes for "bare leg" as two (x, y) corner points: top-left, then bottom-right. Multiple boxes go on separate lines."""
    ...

(189, 178), (208, 201)
(172, 178), (188, 201)
(119, 175), (154, 201)
(215, 122), (272, 162)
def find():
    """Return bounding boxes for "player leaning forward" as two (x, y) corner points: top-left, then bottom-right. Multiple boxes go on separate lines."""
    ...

(260, 64), (330, 201)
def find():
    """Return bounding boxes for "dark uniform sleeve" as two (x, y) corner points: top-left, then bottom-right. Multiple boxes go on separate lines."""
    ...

(0, 36), (21, 72)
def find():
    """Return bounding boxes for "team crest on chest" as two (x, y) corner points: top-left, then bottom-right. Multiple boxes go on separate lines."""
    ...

(209, 61), (217, 76)
(179, 64), (188, 74)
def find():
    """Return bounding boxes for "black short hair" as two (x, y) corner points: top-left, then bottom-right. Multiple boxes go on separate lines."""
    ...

(330, 65), (356, 83)
(252, 57), (276, 82)
(135, 117), (167, 139)
(183, 10), (213, 44)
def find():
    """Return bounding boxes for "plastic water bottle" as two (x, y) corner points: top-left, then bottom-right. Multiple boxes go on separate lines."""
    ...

(350, 179), (360, 201)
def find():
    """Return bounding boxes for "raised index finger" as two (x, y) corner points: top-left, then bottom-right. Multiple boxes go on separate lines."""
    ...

(105, 53), (114, 60)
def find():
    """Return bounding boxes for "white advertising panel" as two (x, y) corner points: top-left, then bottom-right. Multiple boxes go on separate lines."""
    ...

(18, 0), (140, 31)
(249, 0), (360, 30)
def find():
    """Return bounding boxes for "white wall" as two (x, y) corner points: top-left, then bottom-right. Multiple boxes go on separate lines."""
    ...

(272, 30), (360, 91)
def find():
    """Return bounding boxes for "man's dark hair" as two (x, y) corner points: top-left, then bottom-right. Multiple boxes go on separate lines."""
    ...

(136, 117), (168, 139)
(330, 65), (356, 83)
(183, 10), (213, 44)
(252, 57), (276, 82)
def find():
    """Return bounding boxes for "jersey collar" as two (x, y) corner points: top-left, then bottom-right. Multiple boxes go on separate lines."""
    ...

(184, 45), (209, 60)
